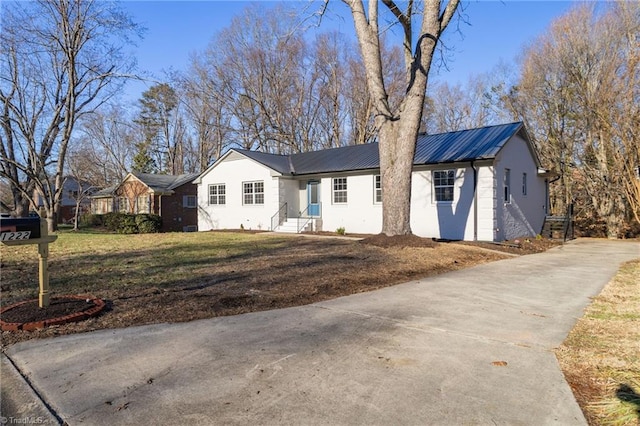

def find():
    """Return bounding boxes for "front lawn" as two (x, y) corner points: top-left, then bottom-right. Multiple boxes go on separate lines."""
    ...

(1, 231), (511, 346)
(556, 259), (640, 425)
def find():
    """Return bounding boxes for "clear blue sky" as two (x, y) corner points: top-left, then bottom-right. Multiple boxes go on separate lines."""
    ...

(120, 0), (578, 105)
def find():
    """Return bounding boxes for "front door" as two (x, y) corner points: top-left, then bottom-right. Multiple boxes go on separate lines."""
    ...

(307, 181), (320, 216)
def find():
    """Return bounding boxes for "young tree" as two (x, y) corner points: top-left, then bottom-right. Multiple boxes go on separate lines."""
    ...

(344, 0), (460, 235)
(65, 148), (96, 230)
(0, 0), (141, 230)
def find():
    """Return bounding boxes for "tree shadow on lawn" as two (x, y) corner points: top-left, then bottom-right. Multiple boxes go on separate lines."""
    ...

(616, 384), (640, 419)
(1, 236), (371, 307)
(1, 234), (505, 346)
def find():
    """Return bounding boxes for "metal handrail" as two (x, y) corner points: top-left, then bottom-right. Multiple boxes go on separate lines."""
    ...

(270, 202), (287, 231)
(297, 203), (321, 233)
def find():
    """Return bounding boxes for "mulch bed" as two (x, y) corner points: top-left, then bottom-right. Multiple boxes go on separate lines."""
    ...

(360, 233), (439, 248)
(1, 296), (105, 331)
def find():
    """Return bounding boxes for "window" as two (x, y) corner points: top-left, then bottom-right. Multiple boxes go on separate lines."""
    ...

(374, 175), (382, 203)
(208, 184), (226, 205)
(183, 195), (197, 208)
(243, 181), (264, 205)
(504, 168), (511, 203)
(333, 177), (347, 204)
(522, 173), (527, 196)
(117, 197), (129, 213)
(137, 195), (150, 213)
(183, 225), (197, 232)
(433, 170), (455, 202)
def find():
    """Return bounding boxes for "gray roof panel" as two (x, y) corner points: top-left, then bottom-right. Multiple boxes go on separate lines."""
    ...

(414, 122), (523, 164)
(234, 150), (293, 175)
(230, 122), (526, 176)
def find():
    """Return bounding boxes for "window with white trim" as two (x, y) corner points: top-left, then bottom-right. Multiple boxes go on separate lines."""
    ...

(332, 177), (347, 204)
(374, 175), (382, 203)
(433, 170), (455, 202)
(243, 181), (264, 205)
(208, 184), (226, 205)
(117, 197), (129, 213)
(504, 168), (511, 203)
(137, 195), (150, 213)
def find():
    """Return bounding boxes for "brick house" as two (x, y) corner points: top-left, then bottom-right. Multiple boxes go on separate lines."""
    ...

(91, 172), (199, 232)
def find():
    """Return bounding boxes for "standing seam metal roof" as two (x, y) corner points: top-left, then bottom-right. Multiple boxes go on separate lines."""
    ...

(232, 122), (526, 176)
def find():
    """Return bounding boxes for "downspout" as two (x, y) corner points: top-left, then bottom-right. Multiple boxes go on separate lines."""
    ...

(471, 161), (478, 241)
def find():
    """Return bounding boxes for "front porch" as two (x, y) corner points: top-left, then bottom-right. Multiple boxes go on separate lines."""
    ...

(270, 201), (322, 234)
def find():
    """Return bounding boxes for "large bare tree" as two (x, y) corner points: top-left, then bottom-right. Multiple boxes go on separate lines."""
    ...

(75, 103), (139, 187)
(505, 2), (638, 237)
(344, 0), (460, 235)
(0, 0), (141, 229)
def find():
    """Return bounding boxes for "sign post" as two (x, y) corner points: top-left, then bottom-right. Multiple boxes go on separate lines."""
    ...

(0, 217), (57, 308)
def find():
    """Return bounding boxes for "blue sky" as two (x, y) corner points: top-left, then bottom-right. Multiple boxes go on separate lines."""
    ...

(120, 0), (578, 104)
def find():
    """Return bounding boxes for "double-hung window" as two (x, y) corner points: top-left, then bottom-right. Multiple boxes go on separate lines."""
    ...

(243, 181), (264, 205)
(209, 184), (226, 205)
(433, 170), (455, 202)
(137, 195), (150, 213)
(183, 195), (197, 208)
(118, 197), (129, 213)
(374, 175), (382, 203)
(332, 177), (347, 204)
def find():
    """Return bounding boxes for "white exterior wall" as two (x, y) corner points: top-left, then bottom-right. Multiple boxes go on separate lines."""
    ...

(197, 153), (281, 231)
(411, 166), (476, 240)
(476, 165), (497, 241)
(196, 133), (545, 241)
(494, 135), (547, 241)
(317, 173), (383, 234)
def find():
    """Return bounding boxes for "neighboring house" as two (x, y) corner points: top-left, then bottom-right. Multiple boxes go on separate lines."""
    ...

(33, 176), (95, 224)
(90, 172), (199, 232)
(195, 122), (555, 241)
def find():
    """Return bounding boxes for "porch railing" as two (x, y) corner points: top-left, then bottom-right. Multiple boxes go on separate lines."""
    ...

(297, 203), (321, 233)
(270, 202), (287, 231)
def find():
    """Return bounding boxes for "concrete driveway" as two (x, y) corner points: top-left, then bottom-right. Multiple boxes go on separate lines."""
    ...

(3, 239), (639, 425)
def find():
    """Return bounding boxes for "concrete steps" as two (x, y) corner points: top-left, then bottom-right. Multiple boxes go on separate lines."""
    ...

(275, 218), (311, 233)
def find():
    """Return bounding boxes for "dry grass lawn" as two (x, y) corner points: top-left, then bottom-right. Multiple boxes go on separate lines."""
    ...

(556, 259), (640, 425)
(1, 231), (521, 346)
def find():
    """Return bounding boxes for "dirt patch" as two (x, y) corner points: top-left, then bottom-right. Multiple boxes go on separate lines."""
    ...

(1, 233), (560, 347)
(360, 233), (438, 248)
(458, 237), (562, 255)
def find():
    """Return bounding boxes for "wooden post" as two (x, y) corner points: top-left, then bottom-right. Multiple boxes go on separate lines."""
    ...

(38, 219), (50, 308)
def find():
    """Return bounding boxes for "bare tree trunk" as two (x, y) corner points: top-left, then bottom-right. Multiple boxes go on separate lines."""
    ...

(347, 0), (459, 235)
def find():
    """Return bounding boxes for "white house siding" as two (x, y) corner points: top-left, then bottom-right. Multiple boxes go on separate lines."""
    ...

(476, 165), (496, 241)
(410, 166), (470, 240)
(197, 153), (280, 231)
(316, 173), (382, 234)
(494, 135), (547, 241)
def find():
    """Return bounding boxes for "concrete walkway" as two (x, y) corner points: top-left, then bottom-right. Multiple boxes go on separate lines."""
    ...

(3, 239), (639, 425)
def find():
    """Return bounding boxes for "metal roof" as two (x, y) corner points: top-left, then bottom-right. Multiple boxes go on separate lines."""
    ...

(229, 122), (528, 176)
(414, 122), (525, 165)
(233, 150), (293, 175)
